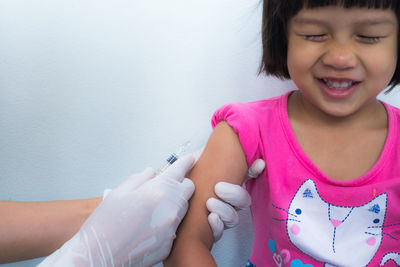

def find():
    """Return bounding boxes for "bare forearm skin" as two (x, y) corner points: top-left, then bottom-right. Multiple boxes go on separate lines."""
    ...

(0, 197), (101, 263)
(165, 122), (248, 266)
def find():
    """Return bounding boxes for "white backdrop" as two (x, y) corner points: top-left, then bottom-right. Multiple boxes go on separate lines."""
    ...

(1, 1), (399, 266)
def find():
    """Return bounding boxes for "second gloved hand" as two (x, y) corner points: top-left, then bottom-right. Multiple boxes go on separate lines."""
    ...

(207, 158), (265, 241)
(38, 155), (195, 267)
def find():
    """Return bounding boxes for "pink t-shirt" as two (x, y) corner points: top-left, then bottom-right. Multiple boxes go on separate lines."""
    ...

(212, 91), (400, 267)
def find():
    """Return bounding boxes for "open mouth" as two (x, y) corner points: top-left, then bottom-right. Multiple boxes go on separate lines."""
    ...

(320, 78), (360, 90)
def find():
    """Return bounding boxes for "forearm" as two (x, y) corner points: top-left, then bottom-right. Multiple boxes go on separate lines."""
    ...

(165, 165), (217, 267)
(165, 236), (216, 266)
(165, 122), (248, 266)
(164, 187), (217, 267)
(0, 197), (101, 263)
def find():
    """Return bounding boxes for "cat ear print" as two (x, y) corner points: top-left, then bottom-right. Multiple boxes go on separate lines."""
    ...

(370, 192), (388, 206)
(368, 204), (381, 214)
(302, 188), (314, 199)
(298, 179), (319, 199)
(373, 192), (387, 200)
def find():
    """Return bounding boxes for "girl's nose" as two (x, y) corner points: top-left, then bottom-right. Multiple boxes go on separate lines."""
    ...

(321, 44), (358, 70)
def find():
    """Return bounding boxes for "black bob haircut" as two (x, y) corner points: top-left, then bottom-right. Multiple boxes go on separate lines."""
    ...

(259, 0), (400, 92)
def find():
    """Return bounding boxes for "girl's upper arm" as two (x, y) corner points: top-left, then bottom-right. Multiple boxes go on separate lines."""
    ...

(164, 121), (248, 266)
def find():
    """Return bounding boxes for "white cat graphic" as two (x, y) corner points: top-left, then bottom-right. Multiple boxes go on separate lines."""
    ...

(282, 179), (399, 266)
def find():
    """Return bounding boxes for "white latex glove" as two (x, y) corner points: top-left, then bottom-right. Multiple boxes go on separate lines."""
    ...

(207, 158), (265, 241)
(38, 155), (195, 267)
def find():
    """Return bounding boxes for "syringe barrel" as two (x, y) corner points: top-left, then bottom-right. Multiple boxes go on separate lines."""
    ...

(158, 141), (191, 174)
(166, 154), (179, 165)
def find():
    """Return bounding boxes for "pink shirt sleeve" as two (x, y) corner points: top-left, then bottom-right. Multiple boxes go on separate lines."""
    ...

(211, 102), (261, 167)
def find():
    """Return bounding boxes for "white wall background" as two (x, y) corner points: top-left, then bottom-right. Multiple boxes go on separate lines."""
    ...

(1, 1), (399, 266)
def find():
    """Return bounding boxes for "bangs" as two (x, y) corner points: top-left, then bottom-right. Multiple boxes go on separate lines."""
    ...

(303, 0), (397, 9)
(281, 0), (400, 18)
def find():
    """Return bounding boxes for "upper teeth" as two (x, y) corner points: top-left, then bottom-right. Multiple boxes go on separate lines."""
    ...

(323, 79), (354, 89)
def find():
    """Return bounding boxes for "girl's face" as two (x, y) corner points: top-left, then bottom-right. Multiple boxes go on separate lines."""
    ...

(287, 6), (398, 118)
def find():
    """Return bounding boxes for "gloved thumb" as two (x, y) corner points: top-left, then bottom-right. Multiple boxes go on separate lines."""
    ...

(247, 159), (265, 179)
(161, 154), (195, 182)
(214, 182), (251, 209)
(208, 212), (224, 242)
(179, 178), (195, 200)
(206, 197), (239, 228)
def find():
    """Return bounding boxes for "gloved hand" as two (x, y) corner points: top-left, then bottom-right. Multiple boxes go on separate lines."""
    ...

(38, 155), (195, 267)
(98, 155), (265, 243)
(207, 158), (265, 241)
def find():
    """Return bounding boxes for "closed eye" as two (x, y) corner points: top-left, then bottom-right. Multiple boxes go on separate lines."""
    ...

(303, 34), (327, 42)
(357, 35), (382, 44)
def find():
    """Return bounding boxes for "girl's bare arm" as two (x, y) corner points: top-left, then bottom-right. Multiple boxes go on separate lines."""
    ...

(165, 122), (248, 266)
(0, 197), (101, 263)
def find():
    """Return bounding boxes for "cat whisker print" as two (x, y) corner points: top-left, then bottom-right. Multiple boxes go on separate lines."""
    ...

(271, 203), (299, 218)
(369, 222), (400, 228)
(272, 218), (301, 223)
(367, 222), (400, 241)
(271, 203), (301, 223)
(365, 231), (398, 241)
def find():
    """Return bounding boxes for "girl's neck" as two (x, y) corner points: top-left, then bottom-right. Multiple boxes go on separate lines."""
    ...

(287, 90), (389, 181)
(287, 90), (388, 131)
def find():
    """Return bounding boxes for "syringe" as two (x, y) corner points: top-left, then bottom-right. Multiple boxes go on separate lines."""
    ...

(158, 141), (191, 174)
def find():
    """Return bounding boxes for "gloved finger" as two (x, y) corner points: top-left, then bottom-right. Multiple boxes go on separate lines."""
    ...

(206, 197), (239, 228)
(173, 178), (195, 223)
(179, 178), (195, 201)
(208, 212), (224, 242)
(192, 147), (205, 163)
(247, 159), (265, 178)
(215, 182), (251, 210)
(102, 188), (112, 200)
(117, 167), (156, 192)
(161, 154), (195, 182)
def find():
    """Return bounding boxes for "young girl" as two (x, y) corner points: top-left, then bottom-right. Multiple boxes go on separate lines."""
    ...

(165, 0), (400, 266)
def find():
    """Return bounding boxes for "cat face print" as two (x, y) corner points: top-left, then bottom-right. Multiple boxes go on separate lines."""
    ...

(286, 179), (387, 266)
